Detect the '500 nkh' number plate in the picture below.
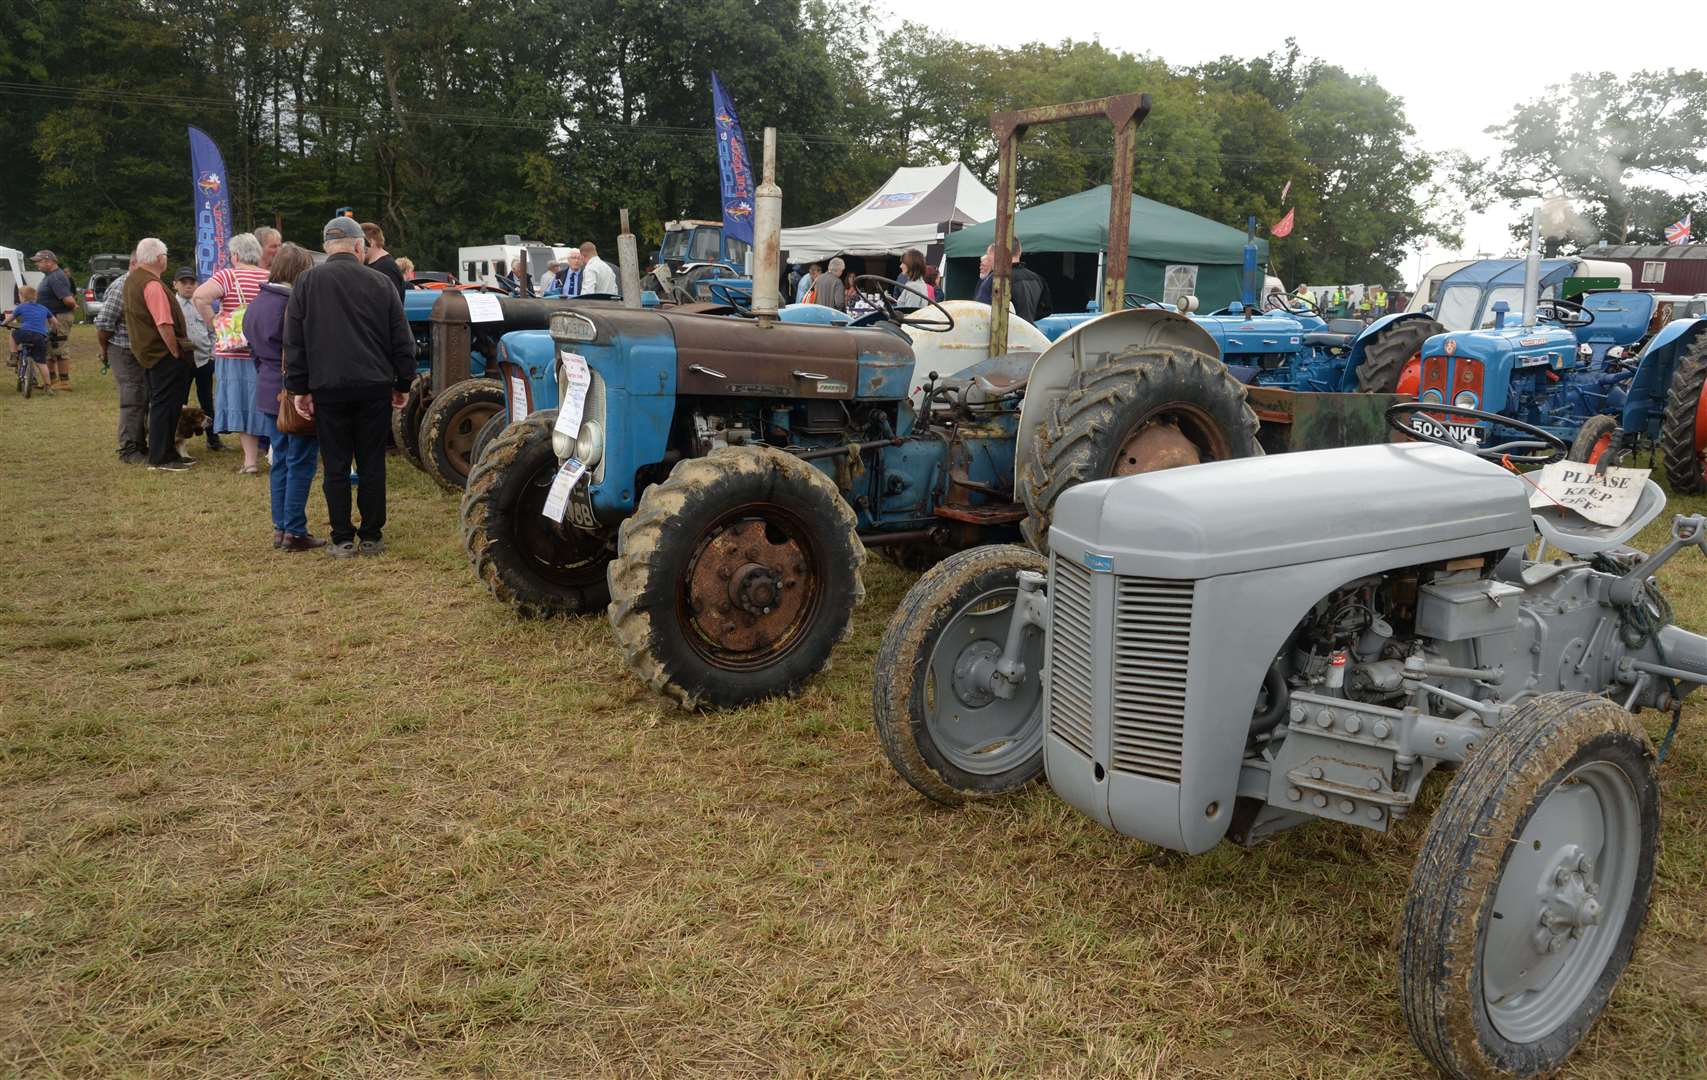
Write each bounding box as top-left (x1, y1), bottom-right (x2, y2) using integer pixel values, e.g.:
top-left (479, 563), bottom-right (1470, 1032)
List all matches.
top-left (1408, 415), bottom-right (1482, 444)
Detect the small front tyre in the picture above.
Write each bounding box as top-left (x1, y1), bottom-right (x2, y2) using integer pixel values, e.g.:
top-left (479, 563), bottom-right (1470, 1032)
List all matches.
top-left (872, 545), bottom-right (1049, 804)
top-left (1568, 415), bottom-right (1619, 466)
top-left (420, 377), bottom-right (507, 491)
top-left (607, 446), bottom-right (865, 709)
top-left (1399, 692), bottom-right (1658, 1080)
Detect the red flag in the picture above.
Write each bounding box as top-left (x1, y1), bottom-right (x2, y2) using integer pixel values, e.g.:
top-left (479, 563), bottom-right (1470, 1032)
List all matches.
top-left (1271, 208), bottom-right (1295, 238)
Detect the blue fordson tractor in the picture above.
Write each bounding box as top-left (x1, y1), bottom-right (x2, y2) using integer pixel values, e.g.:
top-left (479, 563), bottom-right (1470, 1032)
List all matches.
top-left (1576, 313), bottom-right (1707, 487)
top-left (459, 104), bottom-right (1282, 708)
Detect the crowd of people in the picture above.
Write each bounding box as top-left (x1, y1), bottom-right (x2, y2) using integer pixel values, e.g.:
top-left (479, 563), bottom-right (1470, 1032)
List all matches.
top-left (65, 216), bottom-right (417, 557)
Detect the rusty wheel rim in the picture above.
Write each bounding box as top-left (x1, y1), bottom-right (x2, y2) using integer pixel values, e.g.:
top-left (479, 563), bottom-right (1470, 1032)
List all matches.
top-left (678, 502), bottom-right (822, 671)
top-left (1113, 403), bottom-right (1232, 476)
top-left (444, 401), bottom-right (503, 476)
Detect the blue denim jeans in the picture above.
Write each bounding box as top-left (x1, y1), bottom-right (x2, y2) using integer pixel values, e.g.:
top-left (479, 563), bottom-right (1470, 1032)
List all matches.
top-left (258, 411), bottom-right (319, 537)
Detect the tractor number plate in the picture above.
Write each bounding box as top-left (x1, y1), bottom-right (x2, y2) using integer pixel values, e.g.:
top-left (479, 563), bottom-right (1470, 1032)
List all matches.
top-left (1408, 415), bottom-right (1481, 445)
top-left (567, 480), bottom-right (599, 531)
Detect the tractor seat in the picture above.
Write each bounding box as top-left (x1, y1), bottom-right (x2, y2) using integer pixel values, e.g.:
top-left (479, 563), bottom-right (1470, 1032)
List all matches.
top-left (1531, 479), bottom-right (1667, 556)
top-left (1301, 332), bottom-right (1356, 349)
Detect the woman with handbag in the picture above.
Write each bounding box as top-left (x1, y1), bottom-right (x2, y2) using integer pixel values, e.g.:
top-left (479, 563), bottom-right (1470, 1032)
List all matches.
top-left (246, 244), bottom-right (324, 552)
top-left (191, 231), bottom-right (271, 473)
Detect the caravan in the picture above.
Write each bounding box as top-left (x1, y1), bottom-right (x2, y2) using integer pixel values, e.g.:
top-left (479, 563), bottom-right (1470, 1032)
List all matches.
top-left (1, 246), bottom-right (44, 308)
top-left (457, 240), bottom-right (579, 292)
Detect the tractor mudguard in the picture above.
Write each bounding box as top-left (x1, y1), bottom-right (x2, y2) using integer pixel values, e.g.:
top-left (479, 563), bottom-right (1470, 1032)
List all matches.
top-left (1622, 318), bottom-right (1707, 434)
top-left (1342, 311), bottom-right (1441, 392)
top-left (1014, 308), bottom-right (1221, 462)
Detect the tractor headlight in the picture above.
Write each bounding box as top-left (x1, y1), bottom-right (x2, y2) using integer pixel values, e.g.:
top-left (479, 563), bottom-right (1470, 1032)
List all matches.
top-left (1453, 390), bottom-right (1478, 410)
top-left (1421, 388), bottom-right (1445, 404)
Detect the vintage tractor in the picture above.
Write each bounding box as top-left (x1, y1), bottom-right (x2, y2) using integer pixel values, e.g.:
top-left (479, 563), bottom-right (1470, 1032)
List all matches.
top-left (1573, 315), bottom-right (1707, 490)
top-left (460, 107), bottom-right (1270, 707)
top-left (871, 403), bottom-right (1702, 1078)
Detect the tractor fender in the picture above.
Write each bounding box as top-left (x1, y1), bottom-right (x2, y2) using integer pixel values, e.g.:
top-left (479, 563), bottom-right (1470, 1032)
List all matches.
top-left (905, 301), bottom-right (1051, 408)
top-left (1343, 311), bottom-right (1442, 390)
top-left (1016, 308), bottom-right (1222, 460)
top-left (1622, 317), bottom-right (1707, 432)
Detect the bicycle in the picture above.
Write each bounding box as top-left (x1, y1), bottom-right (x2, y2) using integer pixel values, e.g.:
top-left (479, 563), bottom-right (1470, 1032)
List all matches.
top-left (5, 325), bottom-right (50, 398)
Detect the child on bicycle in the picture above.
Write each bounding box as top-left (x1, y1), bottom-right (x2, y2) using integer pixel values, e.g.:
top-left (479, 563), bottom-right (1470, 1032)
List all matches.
top-left (5, 286), bottom-right (62, 390)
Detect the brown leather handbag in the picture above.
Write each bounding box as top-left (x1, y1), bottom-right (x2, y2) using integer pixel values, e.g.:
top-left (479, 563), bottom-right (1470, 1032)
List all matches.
top-left (275, 357), bottom-right (316, 436)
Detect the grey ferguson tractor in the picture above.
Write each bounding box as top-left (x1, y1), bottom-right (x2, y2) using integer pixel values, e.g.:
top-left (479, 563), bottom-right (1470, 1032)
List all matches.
top-left (871, 400), bottom-right (1705, 1078)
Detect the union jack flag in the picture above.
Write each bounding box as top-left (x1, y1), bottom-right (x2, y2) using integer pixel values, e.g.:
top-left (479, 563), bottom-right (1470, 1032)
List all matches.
top-left (1665, 213), bottom-right (1691, 244)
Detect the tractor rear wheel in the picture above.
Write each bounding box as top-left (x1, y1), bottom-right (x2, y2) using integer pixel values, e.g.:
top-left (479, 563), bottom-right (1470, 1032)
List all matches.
top-left (607, 446), bottom-right (866, 709)
top-left (1657, 335), bottom-right (1707, 493)
top-left (420, 377), bottom-right (506, 491)
top-left (394, 373), bottom-right (431, 471)
top-left (1398, 692), bottom-right (1657, 1080)
top-left (1018, 344), bottom-right (1262, 553)
top-left (872, 545), bottom-right (1049, 804)
top-left (460, 408), bottom-right (614, 618)
top-left (1356, 317), bottom-right (1445, 393)
top-left (1568, 415), bottom-right (1619, 466)
top-left (470, 410), bottom-right (510, 472)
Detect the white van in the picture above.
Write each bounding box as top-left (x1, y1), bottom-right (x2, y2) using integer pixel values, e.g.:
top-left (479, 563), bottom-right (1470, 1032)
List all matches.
top-left (0, 246), bottom-right (44, 309)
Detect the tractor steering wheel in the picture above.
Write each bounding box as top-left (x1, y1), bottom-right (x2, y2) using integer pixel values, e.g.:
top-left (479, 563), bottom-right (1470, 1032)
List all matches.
top-left (853, 275), bottom-right (955, 333)
top-left (1123, 292), bottom-right (1165, 310)
top-left (1536, 297), bottom-right (1595, 328)
top-left (1267, 291), bottom-right (1321, 315)
top-left (705, 281), bottom-right (753, 312)
top-left (1385, 402), bottom-right (1567, 466)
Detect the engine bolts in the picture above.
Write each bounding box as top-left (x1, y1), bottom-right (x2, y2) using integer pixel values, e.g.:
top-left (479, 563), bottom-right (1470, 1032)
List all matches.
top-left (1290, 705), bottom-right (1306, 724)
top-left (1312, 794), bottom-right (1328, 809)
top-left (1373, 720), bottom-right (1391, 739)
top-left (1344, 716), bottom-right (1362, 734)
top-left (1310, 767), bottom-right (1324, 779)
top-left (1339, 799), bottom-right (1355, 815)
top-left (1286, 787), bottom-right (1302, 802)
top-left (1367, 777), bottom-right (1382, 791)
top-left (1317, 709), bottom-right (1335, 729)
top-left (1366, 806), bottom-right (1383, 822)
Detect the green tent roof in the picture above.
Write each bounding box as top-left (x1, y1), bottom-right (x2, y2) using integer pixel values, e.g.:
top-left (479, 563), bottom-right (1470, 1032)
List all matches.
top-left (945, 185), bottom-right (1263, 266)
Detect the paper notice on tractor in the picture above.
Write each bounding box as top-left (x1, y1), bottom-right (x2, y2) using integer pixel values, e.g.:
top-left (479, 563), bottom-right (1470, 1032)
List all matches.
top-left (553, 353), bottom-right (591, 440)
top-left (1527, 462), bottom-right (1650, 527)
top-left (541, 457), bottom-right (588, 522)
top-left (463, 293), bottom-right (504, 323)
top-left (507, 374), bottom-right (528, 424)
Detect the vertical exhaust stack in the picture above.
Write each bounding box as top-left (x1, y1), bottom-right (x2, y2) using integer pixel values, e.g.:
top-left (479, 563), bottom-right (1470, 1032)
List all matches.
top-left (617, 208), bottom-right (642, 309)
top-left (751, 127), bottom-right (783, 321)
top-left (1521, 209), bottom-right (1541, 327)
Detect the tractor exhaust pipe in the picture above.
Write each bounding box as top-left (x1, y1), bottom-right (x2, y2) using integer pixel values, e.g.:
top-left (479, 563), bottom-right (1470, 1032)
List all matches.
top-left (1521, 209), bottom-right (1541, 327)
top-left (618, 208), bottom-right (642, 309)
top-left (751, 127), bottom-right (783, 321)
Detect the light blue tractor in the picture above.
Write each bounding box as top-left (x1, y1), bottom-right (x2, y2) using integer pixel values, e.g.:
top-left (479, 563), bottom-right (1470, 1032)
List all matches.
top-left (1580, 312), bottom-right (1707, 488)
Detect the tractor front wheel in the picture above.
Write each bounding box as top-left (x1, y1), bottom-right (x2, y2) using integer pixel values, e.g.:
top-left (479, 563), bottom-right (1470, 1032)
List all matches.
top-left (460, 408), bottom-right (615, 617)
top-left (1018, 344), bottom-right (1262, 553)
top-left (1658, 334), bottom-right (1707, 492)
top-left (470, 410), bottom-right (510, 472)
top-left (1398, 692), bottom-right (1657, 1080)
top-left (393, 373), bottom-right (431, 471)
top-left (420, 377), bottom-right (506, 491)
top-left (872, 545), bottom-right (1049, 804)
top-left (1356, 317), bottom-right (1444, 394)
top-left (607, 446), bottom-right (866, 709)
top-left (1568, 415), bottom-right (1619, 466)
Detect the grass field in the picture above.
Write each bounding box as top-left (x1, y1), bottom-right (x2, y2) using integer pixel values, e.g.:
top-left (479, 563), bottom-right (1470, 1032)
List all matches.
top-left (3, 330), bottom-right (1705, 1078)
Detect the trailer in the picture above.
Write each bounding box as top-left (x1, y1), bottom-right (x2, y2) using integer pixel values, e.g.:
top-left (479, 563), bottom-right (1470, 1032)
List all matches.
top-left (458, 241), bottom-right (579, 292)
top-left (1585, 243), bottom-right (1707, 296)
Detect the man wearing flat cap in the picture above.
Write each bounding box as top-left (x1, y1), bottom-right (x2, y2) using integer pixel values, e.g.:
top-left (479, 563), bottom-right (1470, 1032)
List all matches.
top-left (282, 215), bottom-right (416, 558)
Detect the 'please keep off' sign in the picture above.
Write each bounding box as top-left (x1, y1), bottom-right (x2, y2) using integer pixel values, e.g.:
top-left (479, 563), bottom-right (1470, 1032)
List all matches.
top-left (1527, 463), bottom-right (1650, 527)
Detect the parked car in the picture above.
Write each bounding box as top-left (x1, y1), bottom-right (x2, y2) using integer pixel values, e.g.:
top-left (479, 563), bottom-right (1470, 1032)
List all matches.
top-left (81, 253), bottom-right (128, 321)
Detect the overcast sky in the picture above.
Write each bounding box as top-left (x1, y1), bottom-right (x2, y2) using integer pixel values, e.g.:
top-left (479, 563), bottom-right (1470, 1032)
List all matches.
top-left (894, 0), bottom-right (1699, 285)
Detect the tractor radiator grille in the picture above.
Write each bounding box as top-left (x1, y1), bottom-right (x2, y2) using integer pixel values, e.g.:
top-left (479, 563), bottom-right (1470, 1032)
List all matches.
top-left (1046, 558), bottom-right (1096, 760)
top-left (1109, 576), bottom-right (1195, 783)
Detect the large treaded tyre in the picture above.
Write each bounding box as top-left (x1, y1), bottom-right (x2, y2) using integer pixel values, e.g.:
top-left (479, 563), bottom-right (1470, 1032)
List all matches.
top-left (1567, 414), bottom-right (1619, 466)
top-left (460, 409), bottom-right (614, 617)
top-left (394, 373), bottom-right (431, 472)
top-left (872, 545), bottom-right (1049, 804)
top-left (607, 446), bottom-right (865, 709)
top-left (1018, 344), bottom-right (1262, 552)
top-left (1399, 692), bottom-right (1658, 1080)
top-left (1657, 335), bottom-right (1707, 493)
top-left (1356, 317), bottom-right (1445, 393)
top-left (420, 377), bottom-right (506, 492)
top-left (470, 410), bottom-right (509, 471)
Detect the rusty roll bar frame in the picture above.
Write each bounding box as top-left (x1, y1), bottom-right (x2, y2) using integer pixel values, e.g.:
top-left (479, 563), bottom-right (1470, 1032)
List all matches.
top-left (986, 91), bottom-right (1151, 358)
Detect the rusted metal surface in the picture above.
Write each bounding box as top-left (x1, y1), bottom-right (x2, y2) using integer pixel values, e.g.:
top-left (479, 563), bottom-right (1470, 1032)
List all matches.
top-left (933, 504), bottom-right (1028, 525)
top-left (617, 208), bottom-right (643, 309)
top-left (684, 515), bottom-right (816, 659)
top-left (428, 292), bottom-right (600, 393)
top-left (669, 314), bottom-right (905, 400)
top-left (1115, 420), bottom-right (1201, 474)
top-left (1246, 386), bottom-right (1406, 453)
top-left (441, 398), bottom-right (503, 477)
top-left (751, 128), bottom-right (783, 318)
top-left (986, 91), bottom-right (1152, 358)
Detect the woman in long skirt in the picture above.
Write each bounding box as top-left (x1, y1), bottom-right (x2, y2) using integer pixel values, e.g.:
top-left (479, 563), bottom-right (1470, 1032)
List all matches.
top-left (192, 231), bottom-right (271, 473)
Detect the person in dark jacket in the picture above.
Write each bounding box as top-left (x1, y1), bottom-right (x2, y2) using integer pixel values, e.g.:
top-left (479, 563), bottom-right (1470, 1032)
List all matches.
top-left (283, 217), bottom-right (416, 557)
top-left (250, 243), bottom-right (325, 552)
top-left (361, 222), bottom-right (408, 300)
top-left (973, 239), bottom-right (1052, 323)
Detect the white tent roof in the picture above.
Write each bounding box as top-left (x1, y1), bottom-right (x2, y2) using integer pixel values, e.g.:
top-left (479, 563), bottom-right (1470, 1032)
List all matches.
top-left (781, 163), bottom-right (996, 262)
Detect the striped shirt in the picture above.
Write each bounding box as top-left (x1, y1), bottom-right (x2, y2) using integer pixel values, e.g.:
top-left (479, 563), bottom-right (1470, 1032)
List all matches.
top-left (94, 272), bottom-right (131, 348)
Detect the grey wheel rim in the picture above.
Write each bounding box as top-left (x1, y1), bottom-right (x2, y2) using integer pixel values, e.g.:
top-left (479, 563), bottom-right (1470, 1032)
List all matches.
top-left (923, 587), bottom-right (1044, 775)
top-left (1481, 760), bottom-right (1641, 1044)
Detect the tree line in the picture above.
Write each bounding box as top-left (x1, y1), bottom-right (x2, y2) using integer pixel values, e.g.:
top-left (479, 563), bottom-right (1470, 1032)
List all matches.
top-left (7, 1), bottom-right (1691, 289)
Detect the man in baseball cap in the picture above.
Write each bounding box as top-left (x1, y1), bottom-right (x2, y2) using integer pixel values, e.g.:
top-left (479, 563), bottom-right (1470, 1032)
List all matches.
top-left (31, 249), bottom-right (78, 388)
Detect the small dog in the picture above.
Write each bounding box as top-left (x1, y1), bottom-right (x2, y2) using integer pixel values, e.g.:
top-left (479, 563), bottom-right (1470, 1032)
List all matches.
top-left (175, 407), bottom-right (211, 459)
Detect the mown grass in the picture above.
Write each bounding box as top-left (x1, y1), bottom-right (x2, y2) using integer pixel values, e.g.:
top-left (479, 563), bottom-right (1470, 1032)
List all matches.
top-left (2, 330), bottom-right (1704, 1078)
